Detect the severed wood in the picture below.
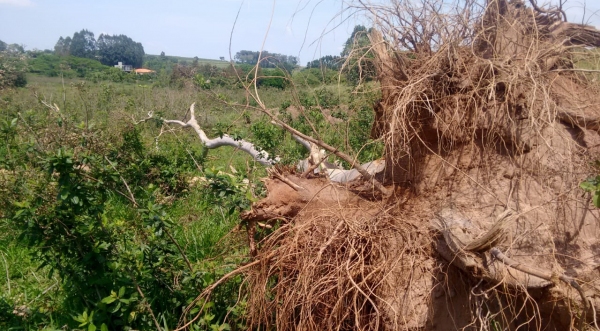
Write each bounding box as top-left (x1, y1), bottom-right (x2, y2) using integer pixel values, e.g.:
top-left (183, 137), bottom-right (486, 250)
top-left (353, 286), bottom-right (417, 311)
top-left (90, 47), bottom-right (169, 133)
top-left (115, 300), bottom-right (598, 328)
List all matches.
top-left (432, 209), bottom-right (552, 289)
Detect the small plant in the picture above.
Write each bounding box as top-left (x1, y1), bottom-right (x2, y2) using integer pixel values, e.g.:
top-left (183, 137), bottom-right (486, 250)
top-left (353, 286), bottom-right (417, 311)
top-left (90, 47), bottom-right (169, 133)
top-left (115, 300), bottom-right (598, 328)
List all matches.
top-left (250, 120), bottom-right (284, 160)
top-left (203, 167), bottom-right (253, 215)
top-left (580, 161), bottom-right (600, 207)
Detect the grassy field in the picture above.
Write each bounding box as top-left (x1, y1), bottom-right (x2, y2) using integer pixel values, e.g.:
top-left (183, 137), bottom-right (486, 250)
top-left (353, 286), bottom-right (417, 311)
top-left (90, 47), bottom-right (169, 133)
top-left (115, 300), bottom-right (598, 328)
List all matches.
top-left (0, 74), bottom-right (261, 330)
top-left (0, 69), bottom-right (381, 330)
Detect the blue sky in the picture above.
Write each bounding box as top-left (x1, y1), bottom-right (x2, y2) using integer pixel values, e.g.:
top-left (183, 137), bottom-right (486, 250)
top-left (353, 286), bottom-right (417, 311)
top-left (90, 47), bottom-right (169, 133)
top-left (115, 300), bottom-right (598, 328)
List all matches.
top-left (0, 0), bottom-right (361, 64)
top-left (1, 0), bottom-right (598, 65)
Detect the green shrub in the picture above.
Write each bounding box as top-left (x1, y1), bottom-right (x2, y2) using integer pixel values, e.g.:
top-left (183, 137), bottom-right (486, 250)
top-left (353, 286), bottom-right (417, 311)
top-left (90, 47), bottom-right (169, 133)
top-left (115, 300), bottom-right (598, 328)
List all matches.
top-left (0, 54), bottom-right (27, 89)
top-left (315, 86), bottom-right (340, 108)
top-left (0, 113), bottom-right (244, 330)
top-left (29, 54), bottom-right (110, 78)
top-left (258, 68), bottom-right (287, 89)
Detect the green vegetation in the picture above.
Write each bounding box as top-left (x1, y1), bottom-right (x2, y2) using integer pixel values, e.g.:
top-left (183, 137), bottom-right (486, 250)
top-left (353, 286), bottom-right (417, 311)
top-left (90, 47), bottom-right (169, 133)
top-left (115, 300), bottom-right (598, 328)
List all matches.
top-left (0, 45), bottom-right (383, 329)
top-left (29, 54), bottom-right (109, 78)
top-left (54, 29), bottom-right (145, 67)
top-left (0, 25), bottom-right (390, 329)
top-left (233, 50), bottom-right (298, 72)
top-left (0, 54), bottom-right (27, 89)
top-left (0, 39), bottom-right (28, 89)
top-left (0, 74), bottom-right (256, 330)
top-left (97, 34), bottom-right (145, 68)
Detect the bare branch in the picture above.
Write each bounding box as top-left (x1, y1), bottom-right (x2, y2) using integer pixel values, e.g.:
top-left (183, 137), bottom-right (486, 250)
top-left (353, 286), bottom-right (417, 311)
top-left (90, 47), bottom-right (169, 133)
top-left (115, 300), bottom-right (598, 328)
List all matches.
top-left (141, 103), bottom-right (279, 166)
top-left (263, 109), bottom-right (391, 196)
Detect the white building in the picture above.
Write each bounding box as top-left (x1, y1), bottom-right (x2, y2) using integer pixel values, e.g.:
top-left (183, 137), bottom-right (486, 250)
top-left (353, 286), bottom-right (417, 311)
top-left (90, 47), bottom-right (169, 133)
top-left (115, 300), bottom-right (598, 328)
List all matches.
top-left (114, 62), bottom-right (133, 72)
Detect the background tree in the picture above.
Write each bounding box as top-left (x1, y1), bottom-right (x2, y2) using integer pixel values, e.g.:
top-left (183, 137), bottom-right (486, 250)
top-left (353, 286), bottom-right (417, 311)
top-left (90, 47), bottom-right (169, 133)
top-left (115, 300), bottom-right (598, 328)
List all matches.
top-left (234, 50), bottom-right (298, 72)
top-left (4, 44), bottom-right (25, 55)
top-left (0, 39), bottom-right (7, 52)
top-left (0, 51), bottom-right (27, 88)
top-left (341, 25), bottom-right (376, 84)
top-left (69, 29), bottom-right (96, 59)
top-left (97, 33), bottom-right (145, 67)
top-left (306, 55), bottom-right (342, 70)
top-left (54, 36), bottom-right (72, 56)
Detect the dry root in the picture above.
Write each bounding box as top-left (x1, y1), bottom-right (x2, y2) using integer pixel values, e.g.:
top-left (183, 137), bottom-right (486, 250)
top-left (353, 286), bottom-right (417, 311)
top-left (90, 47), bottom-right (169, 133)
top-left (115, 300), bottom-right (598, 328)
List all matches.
top-left (243, 205), bottom-right (431, 331)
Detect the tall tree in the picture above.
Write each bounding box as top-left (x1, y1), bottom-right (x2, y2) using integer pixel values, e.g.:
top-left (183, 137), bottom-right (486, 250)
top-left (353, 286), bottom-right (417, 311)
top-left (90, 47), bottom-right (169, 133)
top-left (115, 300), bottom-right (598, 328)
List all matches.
top-left (341, 25), bottom-right (371, 57)
top-left (5, 44), bottom-right (25, 55)
top-left (97, 33), bottom-right (145, 67)
top-left (0, 39), bottom-right (6, 52)
top-left (234, 50), bottom-right (298, 71)
top-left (54, 36), bottom-right (71, 56)
top-left (341, 25), bottom-right (376, 84)
top-left (70, 29), bottom-right (96, 59)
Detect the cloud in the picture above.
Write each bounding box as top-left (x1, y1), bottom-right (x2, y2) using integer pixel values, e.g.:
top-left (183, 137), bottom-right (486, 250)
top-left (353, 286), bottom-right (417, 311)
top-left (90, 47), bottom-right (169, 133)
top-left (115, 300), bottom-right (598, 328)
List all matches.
top-left (0, 0), bottom-right (34, 7)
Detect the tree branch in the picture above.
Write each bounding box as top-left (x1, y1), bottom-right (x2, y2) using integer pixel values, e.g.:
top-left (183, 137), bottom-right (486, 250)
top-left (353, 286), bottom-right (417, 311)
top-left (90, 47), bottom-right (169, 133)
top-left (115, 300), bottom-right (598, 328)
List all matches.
top-left (138, 104), bottom-right (388, 187)
top-left (264, 110), bottom-right (391, 196)
top-left (143, 103), bottom-right (279, 166)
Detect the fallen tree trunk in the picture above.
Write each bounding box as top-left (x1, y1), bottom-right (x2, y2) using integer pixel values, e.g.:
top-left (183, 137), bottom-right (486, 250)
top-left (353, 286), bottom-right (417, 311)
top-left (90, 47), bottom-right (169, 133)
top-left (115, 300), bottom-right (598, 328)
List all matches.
top-left (137, 103), bottom-right (389, 186)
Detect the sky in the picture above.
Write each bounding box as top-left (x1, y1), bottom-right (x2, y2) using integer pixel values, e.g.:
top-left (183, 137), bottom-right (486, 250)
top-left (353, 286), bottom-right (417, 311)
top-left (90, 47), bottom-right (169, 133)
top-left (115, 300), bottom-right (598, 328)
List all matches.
top-left (0, 0), bottom-right (363, 65)
top-left (1, 0), bottom-right (599, 65)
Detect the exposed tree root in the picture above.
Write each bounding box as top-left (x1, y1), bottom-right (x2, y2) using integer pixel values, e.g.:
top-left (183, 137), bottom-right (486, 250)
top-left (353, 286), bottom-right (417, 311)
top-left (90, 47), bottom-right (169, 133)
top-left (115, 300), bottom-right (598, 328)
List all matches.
top-left (175, 0), bottom-right (600, 329)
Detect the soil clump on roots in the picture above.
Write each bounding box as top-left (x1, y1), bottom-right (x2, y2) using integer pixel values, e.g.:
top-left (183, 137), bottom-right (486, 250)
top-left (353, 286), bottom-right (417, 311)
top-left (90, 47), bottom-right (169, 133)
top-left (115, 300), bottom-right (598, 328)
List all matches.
top-left (182, 0), bottom-right (600, 330)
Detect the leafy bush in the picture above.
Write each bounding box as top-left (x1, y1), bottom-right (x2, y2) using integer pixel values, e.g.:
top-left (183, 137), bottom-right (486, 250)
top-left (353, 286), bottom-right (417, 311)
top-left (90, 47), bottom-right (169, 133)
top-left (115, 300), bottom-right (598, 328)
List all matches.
top-left (315, 86), bottom-right (340, 108)
top-left (580, 161), bottom-right (600, 207)
top-left (0, 54), bottom-right (27, 89)
top-left (258, 68), bottom-right (288, 89)
top-left (250, 120), bottom-right (285, 161)
top-left (292, 68), bottom-right (341, 87)
top-left (0, 110), bottom-right (245, 330)
top-left (29, 54), bottom-right (110, 78)
top-left (347, 84), bottom-right (383, 162)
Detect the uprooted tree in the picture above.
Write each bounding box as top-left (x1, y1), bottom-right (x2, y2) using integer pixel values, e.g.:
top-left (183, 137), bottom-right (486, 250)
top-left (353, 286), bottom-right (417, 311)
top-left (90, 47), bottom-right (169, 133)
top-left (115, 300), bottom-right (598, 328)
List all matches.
top-left (144, 0), bottom-right (600, 329)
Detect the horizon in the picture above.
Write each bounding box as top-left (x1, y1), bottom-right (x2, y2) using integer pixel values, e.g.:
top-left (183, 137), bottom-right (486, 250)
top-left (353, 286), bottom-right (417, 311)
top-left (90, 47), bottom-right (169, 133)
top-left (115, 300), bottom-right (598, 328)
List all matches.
top-left (1, 0), bottom-right (598, 64)
top-left (0, 0), bottom-right (362, 64)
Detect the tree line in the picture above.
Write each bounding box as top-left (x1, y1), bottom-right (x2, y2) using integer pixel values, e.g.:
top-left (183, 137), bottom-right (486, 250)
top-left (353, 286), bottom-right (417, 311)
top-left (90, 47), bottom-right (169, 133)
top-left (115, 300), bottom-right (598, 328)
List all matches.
top-left (54, 29), bottom-right (145, 68)
top-left (234, 50), bottom-right (299, 72)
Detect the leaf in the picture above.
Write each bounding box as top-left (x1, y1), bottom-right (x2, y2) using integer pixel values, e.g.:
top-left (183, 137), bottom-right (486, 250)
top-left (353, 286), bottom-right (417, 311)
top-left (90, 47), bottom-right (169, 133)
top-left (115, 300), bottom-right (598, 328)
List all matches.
top-left (101, 324), bottom-right (108, 331)
top-left (580, 181), bottom-right (595, 191)
top-left (101, 296), bottom-right (117, 304)
top-left (118, 286), bottom-right (125, 297)
top-left (219, 323), bottom-right (231, 331)
top-left (111, 302), bottom-right (121, 313)
top-left (73, 314), bottom-right (86, 324)
top-left (594, 193), bottom-right (600, 208)
top-left (88, 323), bottom-right (96, 331)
